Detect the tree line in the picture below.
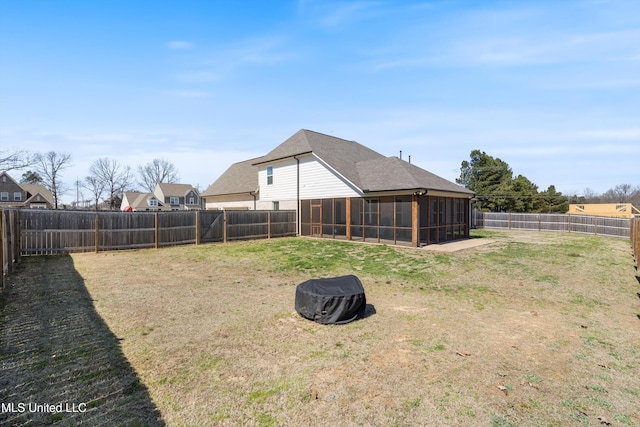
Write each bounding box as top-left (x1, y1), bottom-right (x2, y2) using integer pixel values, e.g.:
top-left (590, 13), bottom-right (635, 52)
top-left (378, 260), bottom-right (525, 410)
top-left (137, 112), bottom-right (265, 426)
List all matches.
top-left (457, 150), bottom-right (640, 213)
top-left (1, 149), bottom-right (179, 210)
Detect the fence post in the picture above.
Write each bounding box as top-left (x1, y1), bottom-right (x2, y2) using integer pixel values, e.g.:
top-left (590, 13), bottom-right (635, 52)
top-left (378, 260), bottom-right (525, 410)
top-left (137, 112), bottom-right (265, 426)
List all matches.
top-left (195, 210), bottom-right (201, 245)
top-left (1, 209), bottom-right (5, 288)
top-left (538, 214), bottom-right (541, 231)
top-left (94, 213), bottom-right (100, 253)
top-left (223, 210), bottom-right (228, 243)
top-left (268, 211), bottom-right (271, 239)
top-left (155, 212), bottom-right (160, 249)
top-left (594, 216), bottom-right (598, 236)
top-left (568, 214), bottom-right (571, 233)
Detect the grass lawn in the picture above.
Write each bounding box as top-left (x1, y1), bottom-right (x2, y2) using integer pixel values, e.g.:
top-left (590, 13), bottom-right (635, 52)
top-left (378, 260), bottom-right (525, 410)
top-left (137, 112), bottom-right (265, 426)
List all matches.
top-left (2, 230), bottom-right (639, 426)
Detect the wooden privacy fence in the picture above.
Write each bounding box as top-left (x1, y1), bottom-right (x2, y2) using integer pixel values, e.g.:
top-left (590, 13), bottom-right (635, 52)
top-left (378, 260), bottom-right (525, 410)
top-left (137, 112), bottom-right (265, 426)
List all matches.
top-left (632, 217), bottom-right (640, 268)
top-left (18, 209), bottom-right (296, 255)
top-left (474, 211), bottom-right (631, 239)
top-left (1, 209), bottom-right (21, 287)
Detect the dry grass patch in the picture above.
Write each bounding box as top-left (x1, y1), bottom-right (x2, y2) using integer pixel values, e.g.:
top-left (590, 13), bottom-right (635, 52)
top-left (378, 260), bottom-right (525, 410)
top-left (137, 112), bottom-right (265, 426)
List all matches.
top-left (2, 230), bottom-right (639, 426)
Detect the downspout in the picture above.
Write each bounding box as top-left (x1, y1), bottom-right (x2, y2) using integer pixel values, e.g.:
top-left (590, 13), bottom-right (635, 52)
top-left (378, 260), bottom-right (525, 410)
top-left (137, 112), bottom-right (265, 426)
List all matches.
top-left (250, 190), bottom-right (257, 210)
top-left (294, 156), bottom-right (300, 235)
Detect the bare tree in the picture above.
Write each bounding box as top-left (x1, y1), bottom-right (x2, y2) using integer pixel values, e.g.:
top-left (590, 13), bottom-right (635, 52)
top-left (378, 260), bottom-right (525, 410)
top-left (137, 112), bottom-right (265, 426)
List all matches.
top-left (34, 151), bottom-right (72, 209)
top-left (83, 176), bottom-right (106, 211)
top-left (89, 157), bottom-right (134, 210)
top-left (138, 158), bottom-right (180, 192)
top-left (1, 149), bottom-right (33, 172)
top-left (601, 183), bottom-right (635, 203)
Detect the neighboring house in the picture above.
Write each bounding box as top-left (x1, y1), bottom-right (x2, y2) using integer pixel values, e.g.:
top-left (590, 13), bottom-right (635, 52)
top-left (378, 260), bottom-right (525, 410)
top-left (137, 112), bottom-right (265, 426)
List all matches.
top-left (121, 191), bottom-right (170, 212)
top-left (154, 183), bottom-right (201, 210)
top-left (121, 183), bottom-right (201, 211)
top-left (0, 171), bottom-right (54, 209)
top-left (568, 203), bottom-right (640, 218)
top-left (202, 129), bottom-right (475, 246)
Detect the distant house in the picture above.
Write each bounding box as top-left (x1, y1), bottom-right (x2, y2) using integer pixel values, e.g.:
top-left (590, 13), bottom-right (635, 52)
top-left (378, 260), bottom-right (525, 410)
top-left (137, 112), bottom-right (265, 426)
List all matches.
top-left (568, 203), bottom-right (640, 218)
top-left (0, 171), bottom-right (54, 209)
top-left (121, 191), bottom-right (169, 211)
top-left (202, 129), bottom-right (475, 246)
top-left (154, 183), bottom-right (201, 210)
top-left (121, 183), bottom-right (201, 211)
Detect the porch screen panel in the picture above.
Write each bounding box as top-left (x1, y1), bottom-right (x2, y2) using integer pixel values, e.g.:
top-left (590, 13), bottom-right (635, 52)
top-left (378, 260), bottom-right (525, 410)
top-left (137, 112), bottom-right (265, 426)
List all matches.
top-left (364, 198), bottom-right (379, 241)
top-left (380, 197), bottom-right (394, 242)
top-left (322, 199), bottom-right (333, 237)
top-left (429, 197), bottom-right (439, 243)
top-left (334, 198), bottom-right (347, 237)
top-left (300, 200), bottom-right (311, 236)
top-left (397, 196), bottom-right (412, 243)
top-left (438, 198), bottom-right (446, 242)
top-left (446, 198), bottom-right (454, 241)
top-left (350, 198), bottom-right (363, 239)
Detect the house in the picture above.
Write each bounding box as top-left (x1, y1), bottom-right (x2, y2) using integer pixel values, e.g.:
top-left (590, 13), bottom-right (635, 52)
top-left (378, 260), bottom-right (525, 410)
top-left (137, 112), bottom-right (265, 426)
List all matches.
top-left (0, 171), bottom-right (54, 209)
top-left (121, 191), bottom-right (170, 211)
top-left (568, 203), bottom-right (640, 218)
top-left (202, 129), bottom-right (475, 246)
top-left (154, 183), bottom-right (201, 210)
top-left (121, 183), bottom-right (201, 211)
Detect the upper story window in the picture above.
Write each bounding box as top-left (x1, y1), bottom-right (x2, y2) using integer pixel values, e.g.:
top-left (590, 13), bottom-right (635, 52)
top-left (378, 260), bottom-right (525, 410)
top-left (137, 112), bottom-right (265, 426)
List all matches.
top-left (189, 197), bottom-right (195, 205)
top-left (14, 192), bottom-right (22, 201)
top-left (149, 199), bottom-right (158, 207)
top-left (267, 166), bottom-right (273, 185)
top-left (170, 197), bottom-right (180, 205)
top-left (1, 192), bottom-right (8, 201)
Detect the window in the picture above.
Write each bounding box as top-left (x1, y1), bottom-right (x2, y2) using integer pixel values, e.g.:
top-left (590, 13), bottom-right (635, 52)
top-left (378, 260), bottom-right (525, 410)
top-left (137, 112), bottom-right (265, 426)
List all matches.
top-left (14, 192), bottom-right (22, 201)
top-left (267, 166), bottom-right (273, 185)
top-left (273, 201), bottom-right (279, 210)
top-left (149, 199), bottom-right (158, 207)
top-left (0, 192), bottom-right (8, 201)
top-left (170, 197), bottom-right (179, 205)
top-left (189, 197), bottom-right (195, 205)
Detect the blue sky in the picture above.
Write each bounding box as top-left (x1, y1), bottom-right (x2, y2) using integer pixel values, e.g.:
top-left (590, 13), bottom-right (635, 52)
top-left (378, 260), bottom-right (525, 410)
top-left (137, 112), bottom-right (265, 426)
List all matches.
top-left (1, 0), bottom-right (638, 203)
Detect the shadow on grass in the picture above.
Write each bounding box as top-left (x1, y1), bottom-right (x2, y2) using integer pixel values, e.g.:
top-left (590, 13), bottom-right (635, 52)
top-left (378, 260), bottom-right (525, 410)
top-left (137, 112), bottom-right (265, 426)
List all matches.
top-left (0, 256), bottom-right (164, 426)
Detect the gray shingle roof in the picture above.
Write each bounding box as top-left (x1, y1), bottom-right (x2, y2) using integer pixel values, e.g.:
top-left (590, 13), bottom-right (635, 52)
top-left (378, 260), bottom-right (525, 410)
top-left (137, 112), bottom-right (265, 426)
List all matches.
top-left (201, 156), bottom-right (262, 197)
top-left (156, 183), bottom-right (199, 197)
top-left (356, 157), bottom-right (473, 194)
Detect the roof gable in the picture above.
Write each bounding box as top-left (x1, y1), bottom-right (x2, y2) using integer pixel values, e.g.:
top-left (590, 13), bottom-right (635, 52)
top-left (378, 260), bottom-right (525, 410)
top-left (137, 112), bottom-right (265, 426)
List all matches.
top-left (1, 171), bottom-right (21, 186)
top-left (22, 184), bottom-right (55, 205)
top-left (155, 183), bottom-right (199, 198)
top-left (255, 129), bottom-right (385, 189)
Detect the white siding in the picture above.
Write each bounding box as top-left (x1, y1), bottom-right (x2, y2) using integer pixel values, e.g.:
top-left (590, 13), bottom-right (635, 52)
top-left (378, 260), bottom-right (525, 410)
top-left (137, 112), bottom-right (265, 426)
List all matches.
top-left (258, 154), bottom-right (362, 202)
top-left (204, 194), bottom-right (254, 210)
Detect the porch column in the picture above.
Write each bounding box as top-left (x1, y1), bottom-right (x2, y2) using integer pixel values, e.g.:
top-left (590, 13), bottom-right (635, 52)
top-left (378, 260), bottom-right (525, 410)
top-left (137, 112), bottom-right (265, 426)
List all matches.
top-left (412, 195), bottom-right (419, 247)
top-left (346, 197), bottom-right (352, 241)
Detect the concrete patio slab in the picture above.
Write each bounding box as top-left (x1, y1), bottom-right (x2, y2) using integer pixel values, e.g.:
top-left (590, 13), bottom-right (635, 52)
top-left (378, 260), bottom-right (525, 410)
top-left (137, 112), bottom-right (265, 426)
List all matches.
top-left (422, 238), bottom-right (495, 252)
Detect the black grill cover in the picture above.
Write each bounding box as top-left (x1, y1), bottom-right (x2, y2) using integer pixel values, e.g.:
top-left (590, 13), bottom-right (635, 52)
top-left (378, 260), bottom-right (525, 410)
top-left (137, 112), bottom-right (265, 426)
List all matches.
top-left (295, 275), bottom-right (366, 325)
